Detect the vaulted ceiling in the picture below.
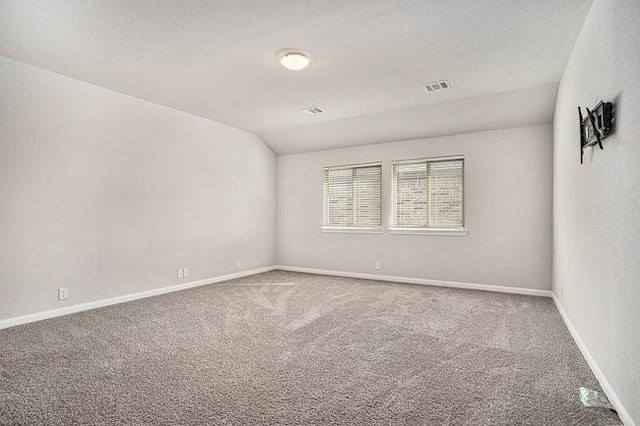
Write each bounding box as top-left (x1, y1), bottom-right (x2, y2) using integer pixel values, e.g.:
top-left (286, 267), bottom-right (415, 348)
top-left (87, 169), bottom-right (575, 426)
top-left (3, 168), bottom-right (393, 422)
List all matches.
top-left (0, 0), bottom-right (593, 153)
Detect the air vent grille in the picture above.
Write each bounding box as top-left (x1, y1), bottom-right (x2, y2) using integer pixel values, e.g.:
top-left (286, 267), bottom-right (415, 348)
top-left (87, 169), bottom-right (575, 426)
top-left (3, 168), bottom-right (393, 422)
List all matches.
top-left (423, 80), bottom-right (451, 92)
top-left (302, 106), bottom-right (323, 115)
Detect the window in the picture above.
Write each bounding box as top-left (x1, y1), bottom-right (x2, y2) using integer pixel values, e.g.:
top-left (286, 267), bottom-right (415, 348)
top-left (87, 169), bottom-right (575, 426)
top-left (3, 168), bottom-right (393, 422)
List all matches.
top-left (392, 156), bottom-right (465, 233)
top-left (323, 163), bottom-right (382, 231)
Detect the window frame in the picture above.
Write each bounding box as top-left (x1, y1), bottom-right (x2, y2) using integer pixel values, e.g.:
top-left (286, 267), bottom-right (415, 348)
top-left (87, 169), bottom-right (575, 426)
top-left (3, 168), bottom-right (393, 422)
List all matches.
top-left (321, 162), bottom-right (383, 233)
top-left (389, 155), bottom-right (467, 236)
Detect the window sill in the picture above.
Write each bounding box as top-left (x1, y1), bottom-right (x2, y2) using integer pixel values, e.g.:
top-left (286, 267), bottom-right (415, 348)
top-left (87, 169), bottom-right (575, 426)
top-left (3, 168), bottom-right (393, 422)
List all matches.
top-left (389, 227), bottom-right (468, 236)
top-left (321, 227), bottom-right (384, 234)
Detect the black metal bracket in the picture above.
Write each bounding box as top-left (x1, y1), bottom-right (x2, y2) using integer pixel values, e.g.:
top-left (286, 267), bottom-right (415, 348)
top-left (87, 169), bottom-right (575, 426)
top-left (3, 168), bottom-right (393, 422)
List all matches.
top-left (579, 101), bottom-right (614, 164)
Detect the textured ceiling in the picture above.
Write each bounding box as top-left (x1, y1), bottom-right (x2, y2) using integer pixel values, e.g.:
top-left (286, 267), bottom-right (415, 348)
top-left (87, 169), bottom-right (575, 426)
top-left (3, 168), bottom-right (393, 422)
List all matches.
top-left (0, 0), bottom-right (593, 154)
top-left (263, 83), bottom-right (559, 154)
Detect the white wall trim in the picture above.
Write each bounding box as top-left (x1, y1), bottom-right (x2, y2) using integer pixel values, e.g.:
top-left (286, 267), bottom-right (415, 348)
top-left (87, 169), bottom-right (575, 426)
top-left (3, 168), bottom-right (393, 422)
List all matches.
top-left (0, 266), bottom-right (277, 330)
top-left (275, 265), bottom-right (552, 297)
top-left (388, 227), bottom-right (468, 236)
top-left (321, 226), bottom-right (384, 234)
top-left (552, 295), bottom-right (635, 426)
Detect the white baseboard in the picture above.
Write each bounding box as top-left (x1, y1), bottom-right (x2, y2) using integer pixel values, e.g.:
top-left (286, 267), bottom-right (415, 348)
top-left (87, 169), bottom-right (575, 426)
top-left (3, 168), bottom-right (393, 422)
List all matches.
top-left (553, 295), bottom-right (635, 426)
top-left (274, 265), bottom-right (553, 298)
top-left (0, 266), bottom-right (277, 330)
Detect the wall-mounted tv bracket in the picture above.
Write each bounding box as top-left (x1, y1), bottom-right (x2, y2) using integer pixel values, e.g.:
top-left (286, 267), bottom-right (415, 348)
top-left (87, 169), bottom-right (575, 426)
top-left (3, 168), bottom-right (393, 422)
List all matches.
top-left (579, 101), bottom-right (614, 164)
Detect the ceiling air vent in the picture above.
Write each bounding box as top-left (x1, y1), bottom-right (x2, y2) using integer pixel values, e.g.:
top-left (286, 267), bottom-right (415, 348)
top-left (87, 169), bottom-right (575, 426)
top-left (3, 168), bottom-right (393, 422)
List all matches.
top-left (302, 106), bottom-right (323, 115)
top-left (423, 80), bottom-right (451, 92)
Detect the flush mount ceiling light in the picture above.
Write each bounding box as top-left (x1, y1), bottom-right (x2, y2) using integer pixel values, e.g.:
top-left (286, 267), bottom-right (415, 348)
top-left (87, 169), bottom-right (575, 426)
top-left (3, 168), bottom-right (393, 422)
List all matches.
top-left (279, 51), bottom-right (310, 71)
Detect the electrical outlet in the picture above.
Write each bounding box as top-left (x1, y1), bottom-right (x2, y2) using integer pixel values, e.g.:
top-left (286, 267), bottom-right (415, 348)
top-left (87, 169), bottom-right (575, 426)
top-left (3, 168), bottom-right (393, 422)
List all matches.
top-left (375, 261), bottom-right (382, 270)
top-left (58, 287), bottom-right (69, 300)
top-left (177, 269), bottom-right (183, 279)
top-left (183, 268), bottom-right (189, 278)
top-left (237, 260), bottom-right (242, 268)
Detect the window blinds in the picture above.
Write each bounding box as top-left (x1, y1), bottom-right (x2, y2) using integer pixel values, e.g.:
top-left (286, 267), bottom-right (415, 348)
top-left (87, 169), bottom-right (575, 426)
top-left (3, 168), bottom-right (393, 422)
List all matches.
top-left (393, 157), bottom-right (464, 229)
top-left (323, 164), bottom-right (382, 228)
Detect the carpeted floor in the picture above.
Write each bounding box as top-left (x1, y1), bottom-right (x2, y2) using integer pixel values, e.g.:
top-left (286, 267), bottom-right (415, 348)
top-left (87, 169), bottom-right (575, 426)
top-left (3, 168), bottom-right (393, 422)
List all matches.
top-left (0, 271), bottom-right (621, 425)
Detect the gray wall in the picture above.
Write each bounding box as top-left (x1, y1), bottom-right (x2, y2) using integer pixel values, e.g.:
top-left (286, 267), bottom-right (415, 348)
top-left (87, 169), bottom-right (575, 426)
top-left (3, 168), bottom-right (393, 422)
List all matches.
top-left (278, 125), bottom-right (553, 290)
top-left (553, 0), bottom-right (640, 422)
top-left (0, 57), bottom-right (277, 320)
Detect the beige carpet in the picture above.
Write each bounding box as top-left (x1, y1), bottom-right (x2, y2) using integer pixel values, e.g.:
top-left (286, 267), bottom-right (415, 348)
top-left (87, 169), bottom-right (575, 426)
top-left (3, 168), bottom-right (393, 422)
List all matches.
top-left (0, 271), bottom-right (621, 425)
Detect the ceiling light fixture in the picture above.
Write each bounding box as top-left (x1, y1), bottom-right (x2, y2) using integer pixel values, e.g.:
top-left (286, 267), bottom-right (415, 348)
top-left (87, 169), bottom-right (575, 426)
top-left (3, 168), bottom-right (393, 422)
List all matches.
top-left (279, 51), bottom-right (310, 71)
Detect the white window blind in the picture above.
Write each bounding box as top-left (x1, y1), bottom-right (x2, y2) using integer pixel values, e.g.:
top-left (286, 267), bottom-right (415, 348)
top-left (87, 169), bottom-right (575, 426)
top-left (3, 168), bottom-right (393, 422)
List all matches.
top-left (323, 163), bottom-right (382, 229)
top-left (392, 157), bottom-right (464, 229)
